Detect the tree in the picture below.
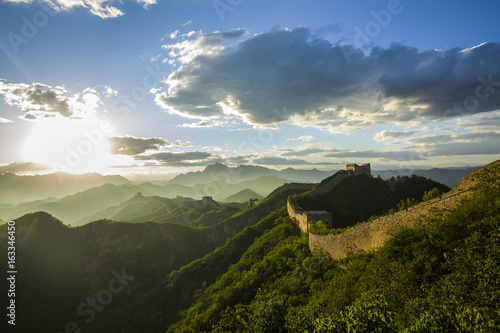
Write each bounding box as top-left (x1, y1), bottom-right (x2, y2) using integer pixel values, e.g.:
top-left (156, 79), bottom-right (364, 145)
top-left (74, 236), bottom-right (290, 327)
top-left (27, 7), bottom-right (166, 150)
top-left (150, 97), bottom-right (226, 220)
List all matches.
top-left (422, 187), bottom-right (441, 201)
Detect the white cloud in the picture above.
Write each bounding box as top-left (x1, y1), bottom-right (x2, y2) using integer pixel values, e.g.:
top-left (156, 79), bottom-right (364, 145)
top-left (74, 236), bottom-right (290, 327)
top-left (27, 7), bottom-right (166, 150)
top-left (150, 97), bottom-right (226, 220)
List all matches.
top-left (161, 28), bottom-right (246, 64)
top-left (179, 120), bottom-right (229, 128)
top-left (374, 130), bottom-right (419, 142)
top-left (0, 80), bottom-right (105, 119)
top-left (287, 135), bottom-right (317, 142)
top-left (0, 117), bottom-right (13, 123)
top-left (169, 30), bottom-right (180, 39)
top-left (3, 0), bottom-right (157, 19)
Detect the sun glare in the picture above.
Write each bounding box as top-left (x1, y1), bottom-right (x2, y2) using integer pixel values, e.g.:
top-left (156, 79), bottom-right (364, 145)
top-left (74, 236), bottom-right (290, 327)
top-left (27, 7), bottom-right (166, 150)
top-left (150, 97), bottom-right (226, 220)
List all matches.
top-left (23, 116), bottom-right (116, 174)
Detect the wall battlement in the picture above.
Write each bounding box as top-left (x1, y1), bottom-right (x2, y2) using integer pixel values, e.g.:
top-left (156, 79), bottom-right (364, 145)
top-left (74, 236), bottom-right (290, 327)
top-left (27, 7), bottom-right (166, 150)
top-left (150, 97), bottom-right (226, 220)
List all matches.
top-left (346, 163), bottom-right (371, 177)
top-left (286, 200), bottom-right (333, 232)
top-left (287, 163), bottom-right (369, 232)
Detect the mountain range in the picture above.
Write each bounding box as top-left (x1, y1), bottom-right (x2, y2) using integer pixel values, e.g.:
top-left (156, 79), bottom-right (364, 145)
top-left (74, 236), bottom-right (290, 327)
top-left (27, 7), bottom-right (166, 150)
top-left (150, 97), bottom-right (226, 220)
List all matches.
top-left (1, 160), bottom-right (497, 332)
top-left (0, 163), bottom-right (479, 225)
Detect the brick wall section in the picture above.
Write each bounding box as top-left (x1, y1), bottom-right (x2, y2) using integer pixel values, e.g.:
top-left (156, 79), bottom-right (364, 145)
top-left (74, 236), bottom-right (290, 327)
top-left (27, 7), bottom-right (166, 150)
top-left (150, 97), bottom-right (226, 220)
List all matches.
top-left (309, 175), bottom-right (475, 260)
top-left (287, 200), bottom-right (308, 232)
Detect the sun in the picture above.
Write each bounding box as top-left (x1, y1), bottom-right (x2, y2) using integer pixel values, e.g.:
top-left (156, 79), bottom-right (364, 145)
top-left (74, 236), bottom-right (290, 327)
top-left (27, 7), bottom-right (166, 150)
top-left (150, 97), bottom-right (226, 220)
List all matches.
top-left (23, 116), bottom-right (116, 174)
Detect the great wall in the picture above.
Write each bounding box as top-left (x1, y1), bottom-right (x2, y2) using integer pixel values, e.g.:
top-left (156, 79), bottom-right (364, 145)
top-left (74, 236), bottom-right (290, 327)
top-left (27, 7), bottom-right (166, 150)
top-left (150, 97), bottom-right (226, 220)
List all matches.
top-left (287, 163), bottom-right (478, 260)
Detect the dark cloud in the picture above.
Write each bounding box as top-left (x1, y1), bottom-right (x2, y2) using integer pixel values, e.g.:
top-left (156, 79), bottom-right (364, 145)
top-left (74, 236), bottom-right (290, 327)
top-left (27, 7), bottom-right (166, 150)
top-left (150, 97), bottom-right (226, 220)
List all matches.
top-left (24, 113), bottom-right (37, 120)
top-left (376, 43), bottom-right (500, 117)
top-left (109, 136), bottom-right (169, 155)
top-left (156, 27), bottom-right (500, 129)
top-left (11, 84), bottom-right (71, 117)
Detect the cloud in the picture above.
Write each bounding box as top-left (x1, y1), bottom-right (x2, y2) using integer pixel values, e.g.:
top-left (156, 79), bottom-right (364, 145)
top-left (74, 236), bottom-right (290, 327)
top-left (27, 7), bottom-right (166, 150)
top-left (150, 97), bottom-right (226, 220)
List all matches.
top-left (154, 27), bottom-right (500, 131)
top-left (0, 162), bottom-right (49, 174)
top-left (452, 110), bottom-right (500, 134)
top-left (430, 137), bottom-right (500, 156)
top-left (279, 147), bottom-right (325, 157)
top-left (0, 80), bottom-right (104, 119)
top-left (179, 120), bottom-right (229, 128)
top-left (161, 28), bottom-right (247, 64)
top-left (252, 156), bottom-right (318, 166)
top-left (135, 151), bottom-right (214, 166)
top-left (0, 81), bottom-right (71, 117)
top-left (279, 145), bottom-right (425, 161)
top-left (0, 117), bottom-right (12, 123)
top-left (373, 130), bottom-right (419, 142)
top-left (322, 149), bottom-right (425, 161)
top-left (287, 135), bottom-right (317, 142)
top-left (404, 131), bottom-right (500, 157)
top-left (108, 136), bottom-right (170, 155)
top-left (3, 0), bottom-right (157, 19)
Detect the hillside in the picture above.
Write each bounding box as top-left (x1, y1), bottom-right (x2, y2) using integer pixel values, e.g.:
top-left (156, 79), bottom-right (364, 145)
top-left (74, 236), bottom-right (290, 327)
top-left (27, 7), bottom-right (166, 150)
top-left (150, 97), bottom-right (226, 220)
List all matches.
top-left (1, 176), bottom-right (279, 225)
top-left (153, 159), bottom-right (500, 332)
top-left (0, 183), bottom-right (140, 224)
top-left (297, 174), bottom-right (450, 228)
top-left (0, 185), bottom-right (311, 333)
top-left (308, 161), bottom-right (488, 260)
top-left (0, 212), bottom-right (221, 332)
top-left (223, 189), bottom-right (263, 203)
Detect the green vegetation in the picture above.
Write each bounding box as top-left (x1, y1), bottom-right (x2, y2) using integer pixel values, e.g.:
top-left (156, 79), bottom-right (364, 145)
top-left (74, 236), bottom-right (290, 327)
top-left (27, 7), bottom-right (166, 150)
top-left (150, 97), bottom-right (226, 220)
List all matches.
top-left (422, 187), bottom-right (441, 201)
top-left (287, 195), bottom-right (303, 211)
top-left (1, 161), bottom-right (497, 332)
top-left (193, 161), bottom-right (499, 332)
top-left (397, 197), bottom-right (419, 211)
top-left (190, 206), bottom-right (241, 228)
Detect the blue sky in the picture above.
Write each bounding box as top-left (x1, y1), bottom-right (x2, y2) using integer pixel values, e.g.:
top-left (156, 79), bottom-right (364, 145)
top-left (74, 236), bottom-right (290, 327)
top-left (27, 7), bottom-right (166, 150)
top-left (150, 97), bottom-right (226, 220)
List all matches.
top-left (0, 0), bottom-right (499, 178)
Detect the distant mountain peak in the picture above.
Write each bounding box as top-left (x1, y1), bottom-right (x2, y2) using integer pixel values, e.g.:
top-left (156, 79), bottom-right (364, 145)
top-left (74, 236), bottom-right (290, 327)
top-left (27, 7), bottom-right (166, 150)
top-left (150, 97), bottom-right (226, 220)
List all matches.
top-left (204, 162), bottom-right (230, 172)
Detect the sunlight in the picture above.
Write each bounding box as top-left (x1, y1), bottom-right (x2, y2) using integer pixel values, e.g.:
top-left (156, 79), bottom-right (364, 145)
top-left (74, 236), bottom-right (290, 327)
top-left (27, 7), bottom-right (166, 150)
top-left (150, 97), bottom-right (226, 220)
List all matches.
top-left (23, 116), bottom-right (116, 174)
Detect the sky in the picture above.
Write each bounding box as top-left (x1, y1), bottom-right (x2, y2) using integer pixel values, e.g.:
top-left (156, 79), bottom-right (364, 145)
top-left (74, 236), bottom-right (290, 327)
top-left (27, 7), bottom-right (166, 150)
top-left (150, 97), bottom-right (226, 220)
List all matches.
top-left (0, 0), bottom-right (499, 178)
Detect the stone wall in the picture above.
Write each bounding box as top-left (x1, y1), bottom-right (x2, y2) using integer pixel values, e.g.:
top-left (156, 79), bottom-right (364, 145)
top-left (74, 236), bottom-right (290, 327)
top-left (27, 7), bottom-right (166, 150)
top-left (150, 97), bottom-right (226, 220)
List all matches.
top-left (287, 161), bottom-right (479, 260)
top-left (287, 200), bottom-right (308, 232)
top-left (308, 184), bottom-right (473, 260)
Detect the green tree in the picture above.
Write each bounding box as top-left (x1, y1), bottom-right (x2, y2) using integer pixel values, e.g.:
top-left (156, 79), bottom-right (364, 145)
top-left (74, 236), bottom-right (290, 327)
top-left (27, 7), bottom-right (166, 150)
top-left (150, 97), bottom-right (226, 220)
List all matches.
top-left (422, 187), bottom-right (441, 201)
top-left (397, 197), bottom-right (418, 211)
